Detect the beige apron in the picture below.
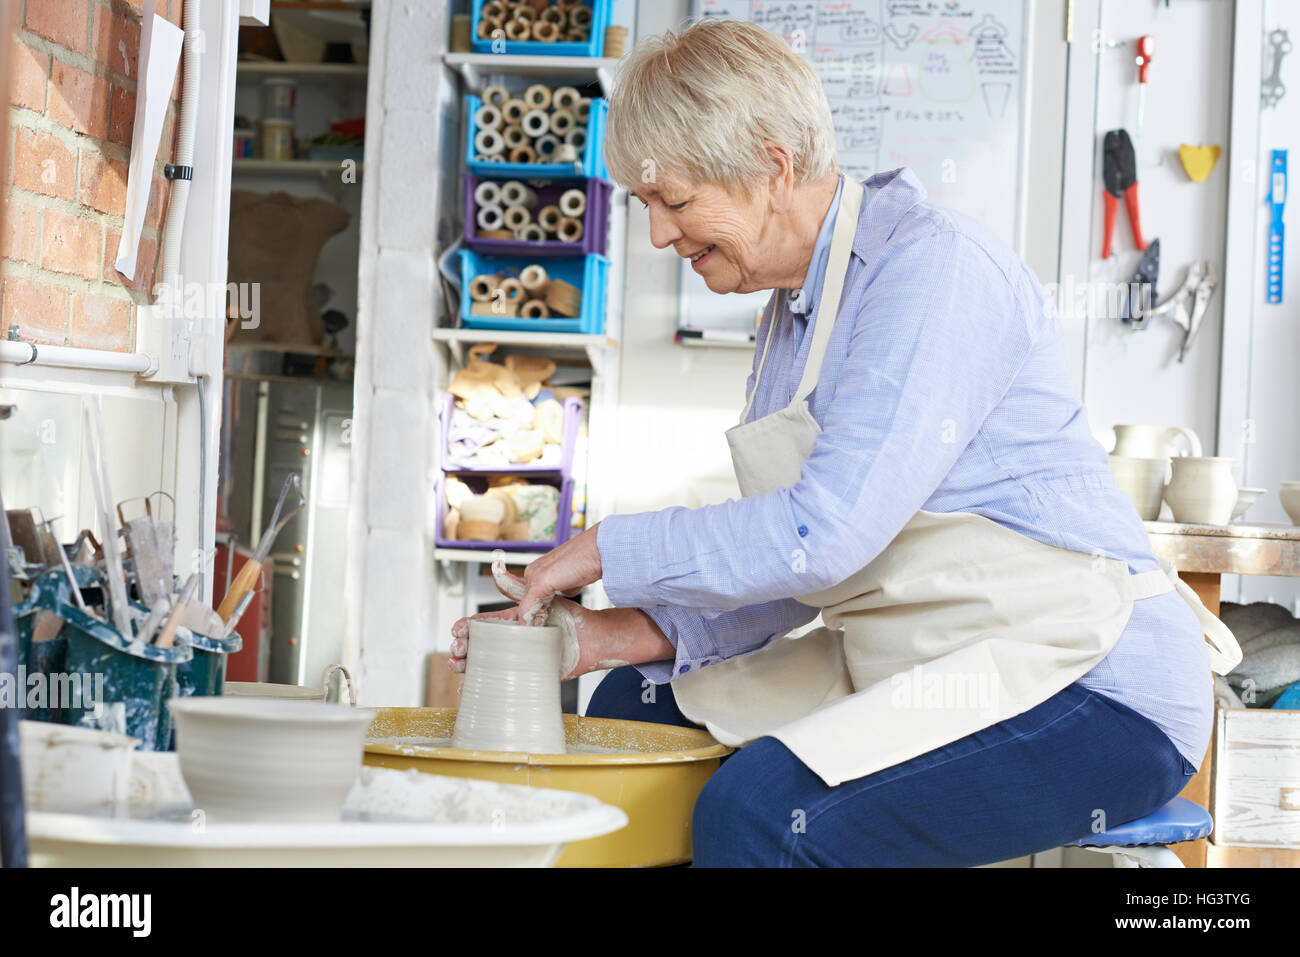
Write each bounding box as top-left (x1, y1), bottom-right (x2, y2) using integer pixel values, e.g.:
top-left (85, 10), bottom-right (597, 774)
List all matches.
top-left (672, 175), bottom-right (1241, 787)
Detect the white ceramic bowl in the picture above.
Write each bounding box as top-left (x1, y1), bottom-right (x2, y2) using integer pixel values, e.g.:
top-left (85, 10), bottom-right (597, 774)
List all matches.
top-left (168, 697), bottom-right (374, 822)
top-left (1231, 487), bottom-right (1266, 521)
top-left (1281, 482), bottom-right (1300, 525)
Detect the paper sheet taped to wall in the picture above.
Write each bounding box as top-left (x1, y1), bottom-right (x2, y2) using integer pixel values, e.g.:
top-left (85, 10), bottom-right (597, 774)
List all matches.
top-left (114, 1), bottom-right (183, 281)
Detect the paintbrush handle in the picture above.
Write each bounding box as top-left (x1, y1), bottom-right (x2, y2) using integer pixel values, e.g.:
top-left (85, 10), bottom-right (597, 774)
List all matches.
top-left (217, 559), bottom-right (261, 620)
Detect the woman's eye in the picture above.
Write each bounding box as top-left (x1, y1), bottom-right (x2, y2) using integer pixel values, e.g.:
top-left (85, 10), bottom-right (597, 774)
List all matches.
top-left (669, 201), bottom-right (688, 211)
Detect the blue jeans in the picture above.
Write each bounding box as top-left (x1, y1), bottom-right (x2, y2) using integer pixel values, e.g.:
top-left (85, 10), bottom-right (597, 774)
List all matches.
top-left (586, 666), bottom-right (1197, 867)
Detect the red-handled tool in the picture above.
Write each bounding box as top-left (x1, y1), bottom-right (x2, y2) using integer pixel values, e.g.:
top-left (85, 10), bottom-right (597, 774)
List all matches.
top-left (1135, 35), bottom-right (1155, 135)
top-left (1102, 129), bottom-right (1145, 259)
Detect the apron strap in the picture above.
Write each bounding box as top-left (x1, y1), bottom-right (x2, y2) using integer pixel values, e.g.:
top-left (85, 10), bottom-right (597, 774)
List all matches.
top-left (738, 291), bottom-right (786, 424)
top-left (792, 175), bottom-right (867, 404)
top-left (738, 174), bottom-right (868, 423)
top-left (1150, 558), bottom-right (1244, 676)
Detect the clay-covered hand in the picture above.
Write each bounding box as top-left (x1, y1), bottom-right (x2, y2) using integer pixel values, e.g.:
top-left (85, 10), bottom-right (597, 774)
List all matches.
top-left (513, 523), bottom-right (603, 626)
top-left (448, 555), bottom-right (674, 680)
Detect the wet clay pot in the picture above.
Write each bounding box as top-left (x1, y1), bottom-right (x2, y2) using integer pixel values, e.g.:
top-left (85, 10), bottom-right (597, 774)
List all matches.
top-left (452, 620), bottom-right (566, 754)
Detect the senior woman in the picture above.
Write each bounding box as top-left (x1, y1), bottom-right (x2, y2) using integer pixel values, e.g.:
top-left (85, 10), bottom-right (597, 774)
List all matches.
top-left (449, 19), bottom-right (1239, 867)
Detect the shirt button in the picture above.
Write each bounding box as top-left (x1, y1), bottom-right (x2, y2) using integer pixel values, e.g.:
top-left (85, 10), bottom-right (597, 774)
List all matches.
top-left (678, 663), bottom-right (691, 675)
top-left (797, 525), bottom-right (808, 537)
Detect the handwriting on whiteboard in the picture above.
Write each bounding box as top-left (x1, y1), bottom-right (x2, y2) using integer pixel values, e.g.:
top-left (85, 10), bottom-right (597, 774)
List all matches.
top-left (695, 0), bottom-right (1025, 245)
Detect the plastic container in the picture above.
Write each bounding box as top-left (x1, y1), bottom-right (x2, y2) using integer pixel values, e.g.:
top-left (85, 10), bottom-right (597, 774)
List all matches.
top-left (464, 173), bottom-right (611, 257)
top-left (458, 249), bottom-right (608, 335)
top-left (14, 567), bottom-right (99, 723)
top-left (470, 0), bottom-right (611, 58)
top-left (441, 394), bottom-right (584, 474)
top-left (436, 474), bottom-right (574, 553)
top-left (261, 78), bottom-right (296, 119)
top-left (60, 602), bottom-right (193, 752)
top-left (465, 94), bottom-right (608, 180)
top-left (260, 118), bottom-right (294, 160)
top-left (176, 631), bottom-right (243, 700)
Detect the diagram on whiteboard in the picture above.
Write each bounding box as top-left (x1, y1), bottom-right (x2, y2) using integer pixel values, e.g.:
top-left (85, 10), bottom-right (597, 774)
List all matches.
top-left (694, 0), bottom-right (1025, 244)
top-left (680, 0), bottom-right (1025, 338)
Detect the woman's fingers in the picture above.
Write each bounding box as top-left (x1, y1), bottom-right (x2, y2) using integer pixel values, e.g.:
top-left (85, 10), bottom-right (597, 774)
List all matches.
top-left (448, 607), bottom-right (522, 670)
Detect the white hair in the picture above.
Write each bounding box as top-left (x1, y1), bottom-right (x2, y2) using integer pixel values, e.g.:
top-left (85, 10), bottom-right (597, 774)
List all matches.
top-left (603, 18), bottom-right (839, 190)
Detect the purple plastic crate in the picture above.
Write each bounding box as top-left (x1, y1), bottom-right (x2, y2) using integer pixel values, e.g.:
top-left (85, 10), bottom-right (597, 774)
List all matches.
top-left (464, 174), bottom-right (612, 258)
top-left (441, 394), bottom-right (583, 473)
top-left (436, 473), bottom-right (575, 552)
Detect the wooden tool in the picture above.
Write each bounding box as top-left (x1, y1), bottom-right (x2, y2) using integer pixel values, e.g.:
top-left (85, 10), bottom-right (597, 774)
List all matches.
top-left (155, 574), bottom-right (198, 649)
top-left (217, 474), bottom-right (304, 622)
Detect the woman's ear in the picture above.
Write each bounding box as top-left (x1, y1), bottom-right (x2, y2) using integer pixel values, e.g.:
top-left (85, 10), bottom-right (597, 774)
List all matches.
top-left (762, 140), bottom-right (797, 213)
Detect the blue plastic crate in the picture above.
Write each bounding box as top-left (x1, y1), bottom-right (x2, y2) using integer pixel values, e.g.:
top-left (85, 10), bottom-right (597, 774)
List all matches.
top-left (459, 249), bottom-right (609, 334)
top-left (470, 0), bottom-right (610, 57)
top-left (465, 94), bottom-right (608, 180)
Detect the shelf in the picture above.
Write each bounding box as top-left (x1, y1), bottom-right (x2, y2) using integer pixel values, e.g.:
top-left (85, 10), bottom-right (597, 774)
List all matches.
top-left (433, 327), bottom-right (616, 374)
top-left (443, 52), bottom-right (621, 96)
top-left (434, 547), bottom-right (547, 565)
top-left (675, 330), bottom-right (756, 349)
top-left (232, 158), bottom-right (364, 175)
top-left (236, 61), bottom-right (369, 78)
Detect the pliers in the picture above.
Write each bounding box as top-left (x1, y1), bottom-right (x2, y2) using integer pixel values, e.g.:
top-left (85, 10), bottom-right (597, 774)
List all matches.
top-left (1102, 129), bottom-right (1146, 259)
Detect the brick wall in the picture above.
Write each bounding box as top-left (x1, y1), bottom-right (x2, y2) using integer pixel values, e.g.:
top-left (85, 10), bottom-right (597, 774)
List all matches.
top-left (3, 0), bottom-right (183, 352)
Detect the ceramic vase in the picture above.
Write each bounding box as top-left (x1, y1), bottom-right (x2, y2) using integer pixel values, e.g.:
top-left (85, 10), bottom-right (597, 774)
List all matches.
top-left (1112, 424), bottom-right (1203, 459)
top-left (452, 620), bottom-right (566, 754)
top-left (1164, 457), bottom-right (1238, 526)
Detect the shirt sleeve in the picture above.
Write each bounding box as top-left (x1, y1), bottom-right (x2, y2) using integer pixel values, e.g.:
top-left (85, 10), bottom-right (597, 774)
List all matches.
top-left (598, 227), bottom-right (1037, 611)
top-left (634, 597), bottom-right (823, 684)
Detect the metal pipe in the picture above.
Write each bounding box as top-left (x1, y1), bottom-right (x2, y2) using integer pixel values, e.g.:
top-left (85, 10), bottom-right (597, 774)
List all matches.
top-left (0, 339), bottom-right (153, 374)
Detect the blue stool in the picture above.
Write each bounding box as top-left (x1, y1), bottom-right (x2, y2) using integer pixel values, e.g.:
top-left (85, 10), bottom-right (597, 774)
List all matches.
top-left (1070, 797), bottom-right (1213, 867)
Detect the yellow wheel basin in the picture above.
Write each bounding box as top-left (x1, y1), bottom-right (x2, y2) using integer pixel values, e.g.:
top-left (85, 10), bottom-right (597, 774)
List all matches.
top-left (364, 708), bottom-right (731, 867)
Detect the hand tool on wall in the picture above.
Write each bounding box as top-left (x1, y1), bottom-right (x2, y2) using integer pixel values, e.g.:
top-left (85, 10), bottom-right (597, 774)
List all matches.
top-left (1121, 238), bottom-right (1160, 330)
top-left (1262, 28), bottom-right (1291, 110)
top-left (1268, 149), bottom-right (1287, 304)
top-left (1102, 130), bottom-right (1146, 259)
top-left (1146, 260), bottom-right (1218, 363)
top-left (1134, 35), bottom-right (1154, 137)
top-left (216, 474), bottom-right (304, 622)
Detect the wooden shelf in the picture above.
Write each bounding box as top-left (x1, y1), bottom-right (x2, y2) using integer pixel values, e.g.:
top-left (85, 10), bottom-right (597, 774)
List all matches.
top-left (443, 52), bottom-right (621, 96)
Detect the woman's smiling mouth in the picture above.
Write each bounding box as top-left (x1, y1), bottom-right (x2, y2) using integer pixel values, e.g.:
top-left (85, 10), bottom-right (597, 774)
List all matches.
top-left (688, 244), bottom-right (716, 268)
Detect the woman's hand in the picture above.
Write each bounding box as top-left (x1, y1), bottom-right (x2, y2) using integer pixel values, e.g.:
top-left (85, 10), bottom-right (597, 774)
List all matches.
top-left (513, 523), bottom-right (603, 625)
top-left (448, 556), bottom-right (675, 680)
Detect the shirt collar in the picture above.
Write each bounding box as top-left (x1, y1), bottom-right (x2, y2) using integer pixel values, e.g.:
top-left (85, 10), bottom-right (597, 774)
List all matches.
top-left (787, 175), bottom-right (845, 317)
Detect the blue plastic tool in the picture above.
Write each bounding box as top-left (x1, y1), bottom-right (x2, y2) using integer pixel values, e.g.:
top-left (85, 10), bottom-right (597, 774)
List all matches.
top-left (1268, 149), bottom-right (1287, 304)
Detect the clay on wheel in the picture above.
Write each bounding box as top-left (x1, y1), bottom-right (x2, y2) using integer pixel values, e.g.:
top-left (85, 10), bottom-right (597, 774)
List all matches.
top-left (452, 620), bottom-right (567, 754)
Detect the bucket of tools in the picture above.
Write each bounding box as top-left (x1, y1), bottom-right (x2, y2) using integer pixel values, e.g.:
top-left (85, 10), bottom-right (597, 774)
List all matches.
top-left (44, 563), bottom-right (194, 751)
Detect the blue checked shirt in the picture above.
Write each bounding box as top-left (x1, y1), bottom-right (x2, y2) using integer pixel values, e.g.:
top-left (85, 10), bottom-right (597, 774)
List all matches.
top-left (597, 168), bottom-right (1213, 768)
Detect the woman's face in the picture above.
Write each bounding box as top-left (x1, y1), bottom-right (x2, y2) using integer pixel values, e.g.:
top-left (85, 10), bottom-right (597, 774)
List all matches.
top-left (632, 175), bottom-right (774, 295)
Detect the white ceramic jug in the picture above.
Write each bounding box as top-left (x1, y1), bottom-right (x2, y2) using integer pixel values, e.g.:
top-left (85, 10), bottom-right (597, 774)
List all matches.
top-left (452, 620), bottom-right (566, 754)
top-left (1112, 424), bottom-right (1203, 460)
top-left (1164, 457), bottom-right (1238, 526)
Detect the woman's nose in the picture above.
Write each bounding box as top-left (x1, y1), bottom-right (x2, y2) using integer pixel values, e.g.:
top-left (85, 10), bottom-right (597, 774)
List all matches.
top-left (646, 206), bottom-right (682, 250)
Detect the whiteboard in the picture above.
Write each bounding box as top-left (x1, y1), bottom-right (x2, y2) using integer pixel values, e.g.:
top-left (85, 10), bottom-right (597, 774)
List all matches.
top-left (681, 0), bottom-right (1029, 336)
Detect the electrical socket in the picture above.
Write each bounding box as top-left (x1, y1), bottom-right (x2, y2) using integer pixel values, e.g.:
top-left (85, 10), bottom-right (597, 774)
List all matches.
top-left (135, 302), bottom-right (196, 384)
